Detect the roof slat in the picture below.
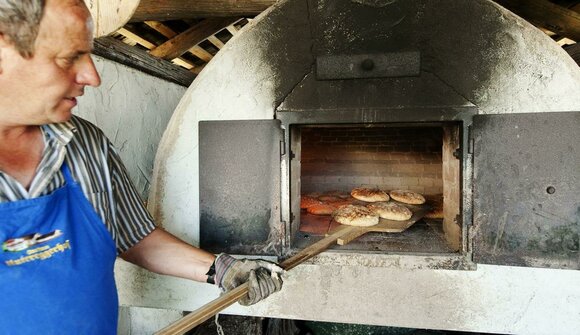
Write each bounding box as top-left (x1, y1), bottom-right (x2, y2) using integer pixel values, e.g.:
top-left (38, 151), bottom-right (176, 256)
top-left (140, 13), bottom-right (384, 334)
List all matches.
top-left (150, 17), bottom-right (239, 60)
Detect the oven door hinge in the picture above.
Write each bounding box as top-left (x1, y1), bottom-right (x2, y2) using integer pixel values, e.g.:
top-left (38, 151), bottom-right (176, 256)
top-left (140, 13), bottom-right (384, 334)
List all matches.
top-left (279, 128), bottom-right (286, 157)
top-left (467, 125), bottom-right (474, 154)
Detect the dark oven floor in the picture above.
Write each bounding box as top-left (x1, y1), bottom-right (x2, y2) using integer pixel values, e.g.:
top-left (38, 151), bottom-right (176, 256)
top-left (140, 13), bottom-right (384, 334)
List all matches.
top-left (294, 213), bottom-right (454, 254)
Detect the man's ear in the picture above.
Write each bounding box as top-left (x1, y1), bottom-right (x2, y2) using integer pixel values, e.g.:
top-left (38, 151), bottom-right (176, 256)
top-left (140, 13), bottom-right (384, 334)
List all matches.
top-left (0, 33), bottom-right (10, 74)
top-left (0, 32), bottom-right (10, 48)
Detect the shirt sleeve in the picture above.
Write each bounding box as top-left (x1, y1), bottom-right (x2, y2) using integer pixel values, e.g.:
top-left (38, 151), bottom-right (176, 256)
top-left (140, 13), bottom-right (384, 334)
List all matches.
top-left (106, 142), bottom-right (157, 254)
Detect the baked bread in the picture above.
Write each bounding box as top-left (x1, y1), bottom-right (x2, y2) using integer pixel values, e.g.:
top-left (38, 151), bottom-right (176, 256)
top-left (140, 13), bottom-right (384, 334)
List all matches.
top-left (389, 190), bottom-right (426, 205)
top-left (424, 207), bottom-right (443, 219)
top-left (307, 204), bottom-right (336, 215)
top-left (325, 190), bottom-right (351, 199)
top-left (424, 194), bottom-right (443, 219)
top-left (318, 195), bottom-right (342, 203)
top-left (333, 205), bottom-right (379, 227)
top-left (367, 202), bottom-right (412, 221)
top-left (351, 187), bottom-right (390, 202)
top-left (300, 196), bottom-right (322, 209)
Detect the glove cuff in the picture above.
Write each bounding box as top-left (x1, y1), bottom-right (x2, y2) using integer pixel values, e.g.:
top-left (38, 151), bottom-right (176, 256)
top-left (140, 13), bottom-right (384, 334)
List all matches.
top-left (205, 258), bottom-right (216, 284)
top-left (214, 253), bottom-right (238, 289)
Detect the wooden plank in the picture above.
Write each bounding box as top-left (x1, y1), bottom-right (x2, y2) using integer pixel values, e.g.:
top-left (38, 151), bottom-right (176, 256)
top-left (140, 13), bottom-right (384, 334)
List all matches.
top-left (117, 27), bottom-right (196, 70)
top-left (495, 0), bottom-right (580, 41)
top-left (144, 21), bottom-right (214, 62)
top-left (132, 0), bottom-right (275, 22)
top-left (93, 37), bottom-right (196, 87)
top-left (207, 36), bottom-right (225, 49)
top-left (226, 24), bottom-right (239, 35)
top-left (150, 18), bottom-right (239, 60)
top-left (154, 225), bottom-right (355, 335)
top-left (189, 46), bottom-right (213, 63)
top-left (117, 28), bottom-right (155, 49)
top-left (84, 0), bottom-right (140, 37)
top-left (171, 58), bottom-right (194, 70)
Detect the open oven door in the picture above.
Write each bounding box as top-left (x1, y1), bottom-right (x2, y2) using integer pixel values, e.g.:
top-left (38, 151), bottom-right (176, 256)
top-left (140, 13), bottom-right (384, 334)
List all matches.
top-left (472, 112), bottom-right (579, 270)
top-left (199, 120), bottom-right (283, 256)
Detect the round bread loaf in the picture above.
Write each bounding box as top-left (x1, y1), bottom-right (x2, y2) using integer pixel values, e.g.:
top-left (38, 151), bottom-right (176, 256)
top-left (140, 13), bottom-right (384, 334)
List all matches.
top-left (318, 195), bottom-right (342, 203)
top-left (389, 190), bottom-right (426, 205)
top-left (333, 205), bottom-right (379, 227)
top-left (307, 204), bottom-right (336, 215)
top-left (300, 196), bottom-right (322, 209)
top-left (367, 202), bottom-right (412, 221)
top-left (351, 187), bottom-right (390, 202)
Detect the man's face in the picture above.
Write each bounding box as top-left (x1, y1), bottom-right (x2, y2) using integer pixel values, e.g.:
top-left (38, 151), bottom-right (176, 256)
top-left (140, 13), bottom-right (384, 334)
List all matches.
top-left (0, 0), bottom-right (101, 126)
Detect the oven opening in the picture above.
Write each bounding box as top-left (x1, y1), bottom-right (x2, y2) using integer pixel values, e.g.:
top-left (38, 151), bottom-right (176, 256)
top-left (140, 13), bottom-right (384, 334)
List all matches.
top-left (290, 123), bottom-right (462, 254)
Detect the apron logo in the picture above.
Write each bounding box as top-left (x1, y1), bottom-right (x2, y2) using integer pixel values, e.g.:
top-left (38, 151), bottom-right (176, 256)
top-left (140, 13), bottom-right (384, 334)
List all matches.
top-left (3, 230), bottom-right (71, 266)
top-left (2, 230), bottom-right (63, 253)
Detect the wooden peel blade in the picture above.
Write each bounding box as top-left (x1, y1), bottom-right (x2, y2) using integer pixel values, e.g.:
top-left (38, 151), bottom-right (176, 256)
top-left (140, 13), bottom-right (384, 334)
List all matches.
top-left (337, 204), bottom-right (431, 245)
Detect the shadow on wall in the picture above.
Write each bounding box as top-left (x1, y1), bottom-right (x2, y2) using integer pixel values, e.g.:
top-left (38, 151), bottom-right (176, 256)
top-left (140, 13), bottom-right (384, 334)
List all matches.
top-left (186, 315), bottom-right (498, 335)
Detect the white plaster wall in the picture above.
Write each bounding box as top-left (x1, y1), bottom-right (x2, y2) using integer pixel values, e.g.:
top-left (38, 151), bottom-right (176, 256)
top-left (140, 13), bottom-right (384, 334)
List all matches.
top-left (74, 56), bottom-right (186, 334)
top-left (75, 55), bottom-right (187, 199)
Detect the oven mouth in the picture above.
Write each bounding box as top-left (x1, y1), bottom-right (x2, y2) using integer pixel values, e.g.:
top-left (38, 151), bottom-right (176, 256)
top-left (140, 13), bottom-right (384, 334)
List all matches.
top-left (290, 122), bottom-right (462, 254)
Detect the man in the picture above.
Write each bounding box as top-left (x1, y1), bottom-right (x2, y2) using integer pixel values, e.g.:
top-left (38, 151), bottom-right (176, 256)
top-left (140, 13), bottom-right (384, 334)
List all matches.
top-left (0, 0), bottom-right (283, 333)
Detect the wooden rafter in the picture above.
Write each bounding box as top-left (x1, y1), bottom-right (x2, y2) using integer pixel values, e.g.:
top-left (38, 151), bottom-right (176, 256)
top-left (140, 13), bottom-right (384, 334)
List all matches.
top-left (116, 28), bottom-right (195, 69)
top-left (144, 21), bottom-right (214, 63)
top-left (207, 36), bottom-right (225, 49)
top-left (495, 0), bottom-right (580, 42)
top-left (84, 0), bottom-right (139, 37)
top-left (93, 37), bottom-right (196, 86)
top-left (149, 17), bottom-right (240, 60)
top-left (131, 0), bottom-right (275, 22)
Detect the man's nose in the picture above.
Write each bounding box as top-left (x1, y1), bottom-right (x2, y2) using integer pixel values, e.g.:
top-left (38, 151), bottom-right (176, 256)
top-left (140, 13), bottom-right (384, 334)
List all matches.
top-left (76, 54), bottom-right (101, 87)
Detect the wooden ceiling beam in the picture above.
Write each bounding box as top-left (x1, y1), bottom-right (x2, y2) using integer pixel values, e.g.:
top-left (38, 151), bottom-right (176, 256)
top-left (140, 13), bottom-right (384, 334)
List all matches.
top-left (495, 0), bottom-right (580, 42)
top-left (93, 37), bottom-right (195, 86)
top-left (131, 0), bottom-right (275, 22)
top-left (116, 28), bottom-right (195, 69)
top-left (149, 18), bottom-right (239, 60)
top-left (144, 21), bottom-right (214, 62)
top-left (207, 36), bottom-right (225, 49)
top-left (84, 0), bottom-right (140, 37)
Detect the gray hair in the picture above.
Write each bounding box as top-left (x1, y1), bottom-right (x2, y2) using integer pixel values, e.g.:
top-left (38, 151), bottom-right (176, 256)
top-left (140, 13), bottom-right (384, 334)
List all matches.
top-left (0, 0), bottom-right (45, 57)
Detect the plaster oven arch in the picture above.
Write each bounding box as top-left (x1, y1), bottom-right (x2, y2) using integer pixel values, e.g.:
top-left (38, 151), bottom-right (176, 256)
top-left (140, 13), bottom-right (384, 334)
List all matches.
top-left (148, 0), bottom-right (580, 243)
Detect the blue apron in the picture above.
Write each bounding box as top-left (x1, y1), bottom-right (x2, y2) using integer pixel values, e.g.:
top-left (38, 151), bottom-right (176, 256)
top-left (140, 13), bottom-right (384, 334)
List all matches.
top-left (0, 163), bottom-right (118, 334)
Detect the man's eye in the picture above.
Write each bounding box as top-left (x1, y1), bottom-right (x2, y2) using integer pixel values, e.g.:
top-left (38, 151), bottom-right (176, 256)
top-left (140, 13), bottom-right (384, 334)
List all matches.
top-left (62, 55), bottom-right (81, 64)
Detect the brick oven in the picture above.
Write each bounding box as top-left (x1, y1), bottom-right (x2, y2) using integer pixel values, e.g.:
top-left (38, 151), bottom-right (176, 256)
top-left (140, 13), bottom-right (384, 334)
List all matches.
top-left (132, 0), bottom-right (580, 333)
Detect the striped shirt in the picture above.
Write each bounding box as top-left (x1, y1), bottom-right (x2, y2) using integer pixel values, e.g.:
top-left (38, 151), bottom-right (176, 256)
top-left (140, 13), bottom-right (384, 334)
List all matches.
top-left (0, 116), bottom-right (156, 254)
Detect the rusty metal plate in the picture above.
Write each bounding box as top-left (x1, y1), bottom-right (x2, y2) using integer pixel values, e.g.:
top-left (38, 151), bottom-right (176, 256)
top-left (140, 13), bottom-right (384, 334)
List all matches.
top-left (472, 112), bottom-right (579, 269)
top-left (199, 120), bottom-right (283, 255)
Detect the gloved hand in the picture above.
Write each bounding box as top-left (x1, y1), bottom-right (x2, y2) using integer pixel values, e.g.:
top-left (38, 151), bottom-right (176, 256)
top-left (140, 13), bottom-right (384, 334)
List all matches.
top-left (213, 253), bottom-right (284, 306)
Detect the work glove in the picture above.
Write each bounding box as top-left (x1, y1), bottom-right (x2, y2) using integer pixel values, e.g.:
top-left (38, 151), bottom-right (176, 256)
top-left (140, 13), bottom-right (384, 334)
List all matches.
top-left (213, 253), bottom-right (284, 306)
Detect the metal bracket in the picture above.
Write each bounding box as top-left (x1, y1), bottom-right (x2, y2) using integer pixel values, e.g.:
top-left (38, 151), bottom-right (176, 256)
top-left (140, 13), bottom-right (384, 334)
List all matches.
top-left (279, 128), bottom-right (286, 156)
top-left (467, 125), bottom-right (474, 154)
top-left (316, 51), bottom-right (421, 80)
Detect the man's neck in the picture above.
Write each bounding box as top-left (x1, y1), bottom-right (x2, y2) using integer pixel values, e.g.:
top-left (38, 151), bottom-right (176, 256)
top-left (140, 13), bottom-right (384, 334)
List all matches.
top-left (0, 125), bottom-right (45, 190)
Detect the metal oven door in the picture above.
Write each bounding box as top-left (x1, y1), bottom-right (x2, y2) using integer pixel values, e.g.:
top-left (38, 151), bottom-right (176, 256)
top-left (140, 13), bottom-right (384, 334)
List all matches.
top-left (199, 120), bottom-right (284, 256)
top-left (472, 112), bottom-right (579, 270)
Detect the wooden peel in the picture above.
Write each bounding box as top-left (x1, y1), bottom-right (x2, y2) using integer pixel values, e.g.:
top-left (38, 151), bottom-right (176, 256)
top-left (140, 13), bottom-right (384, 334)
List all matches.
top-left (156, 205), bottom-right (429, 335)
top-left (337, 204), bottom-right (431, 245)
